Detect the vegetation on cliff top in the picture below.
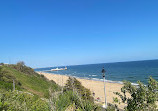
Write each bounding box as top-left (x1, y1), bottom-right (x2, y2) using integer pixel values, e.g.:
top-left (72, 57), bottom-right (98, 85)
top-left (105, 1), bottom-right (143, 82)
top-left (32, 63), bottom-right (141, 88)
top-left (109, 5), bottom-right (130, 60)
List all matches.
top-left (0, 62), bottom-right (60, 98)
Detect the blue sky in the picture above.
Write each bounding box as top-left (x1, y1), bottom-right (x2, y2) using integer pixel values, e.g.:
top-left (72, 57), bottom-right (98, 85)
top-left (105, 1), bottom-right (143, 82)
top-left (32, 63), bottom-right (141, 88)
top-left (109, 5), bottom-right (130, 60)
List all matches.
top-left (0, 0), bottom-right (158, 67)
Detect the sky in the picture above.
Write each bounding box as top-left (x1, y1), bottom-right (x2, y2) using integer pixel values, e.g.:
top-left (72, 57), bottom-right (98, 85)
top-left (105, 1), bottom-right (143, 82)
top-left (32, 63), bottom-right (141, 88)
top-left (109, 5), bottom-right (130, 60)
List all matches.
top-left (0, 0), bottom-right (158, 68)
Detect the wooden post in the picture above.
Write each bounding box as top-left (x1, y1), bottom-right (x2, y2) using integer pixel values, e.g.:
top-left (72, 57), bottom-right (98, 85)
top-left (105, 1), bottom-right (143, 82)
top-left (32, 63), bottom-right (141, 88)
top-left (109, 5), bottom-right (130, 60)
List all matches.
top-left (13, 79), bottom-right (15, 91)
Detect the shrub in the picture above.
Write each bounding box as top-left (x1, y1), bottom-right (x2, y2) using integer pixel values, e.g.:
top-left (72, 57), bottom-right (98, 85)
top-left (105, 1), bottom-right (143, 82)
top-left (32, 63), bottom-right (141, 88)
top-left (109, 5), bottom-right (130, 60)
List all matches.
top-left (64, 77), bottom-right (94, 102)
top-left (114, 77), bottom-right (158, 111)
top-left (51, 90), bottom-right (101, 111)
top-left (0, 90), bottom-right (50, 111)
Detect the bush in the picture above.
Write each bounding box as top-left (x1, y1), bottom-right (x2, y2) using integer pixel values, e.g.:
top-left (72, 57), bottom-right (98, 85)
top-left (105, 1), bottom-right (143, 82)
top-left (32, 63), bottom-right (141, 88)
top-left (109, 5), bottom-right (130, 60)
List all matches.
top-left (114, 77), bottom-right (158, 111)
top-left (9, 62), bottom-right (38, 76)
top-left (0, 90), bottom-right (50, 111)
top-left (51, 90), bottom-right (101, 111)
top-left (64, 77), bottom-right (94, 102)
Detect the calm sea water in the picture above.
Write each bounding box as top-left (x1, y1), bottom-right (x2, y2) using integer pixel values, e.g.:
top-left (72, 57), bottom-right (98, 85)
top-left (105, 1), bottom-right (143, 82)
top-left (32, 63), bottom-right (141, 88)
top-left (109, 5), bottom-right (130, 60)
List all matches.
top-left (35, 60), bottom-right (158, 84)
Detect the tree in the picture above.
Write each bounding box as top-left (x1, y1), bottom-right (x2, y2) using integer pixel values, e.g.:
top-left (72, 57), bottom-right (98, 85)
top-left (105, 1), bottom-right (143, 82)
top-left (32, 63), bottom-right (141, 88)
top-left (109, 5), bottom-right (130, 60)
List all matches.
top-left (16, 61), bottom-right (25, 71)
top-left (0, 63), bottom-right (4, 66)
top-left (17, 61), bottom-right (25, 66)
top-left (114, 77), bottom-right (158, 111)
top-left (64, 77), bottom-right (94, 102)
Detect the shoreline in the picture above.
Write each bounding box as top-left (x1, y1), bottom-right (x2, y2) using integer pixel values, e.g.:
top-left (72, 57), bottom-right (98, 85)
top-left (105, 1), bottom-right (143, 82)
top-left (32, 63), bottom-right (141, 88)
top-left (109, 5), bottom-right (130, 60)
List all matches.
top-left (37, 71), bottom-right (139, 86)
top-left (37, 71), bottom-right (127, 109)
top-left (36, 71), bottom-right (125, 86)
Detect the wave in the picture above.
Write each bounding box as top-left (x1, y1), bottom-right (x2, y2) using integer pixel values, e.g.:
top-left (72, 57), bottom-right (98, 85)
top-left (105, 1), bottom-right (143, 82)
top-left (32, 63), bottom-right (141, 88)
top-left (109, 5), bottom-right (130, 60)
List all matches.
top-left (90, 78), bottom-right (123, 84)
top-left (89, 75), bottom-right (97, 77)
top-left (85, 77), bottom-right (138, 86)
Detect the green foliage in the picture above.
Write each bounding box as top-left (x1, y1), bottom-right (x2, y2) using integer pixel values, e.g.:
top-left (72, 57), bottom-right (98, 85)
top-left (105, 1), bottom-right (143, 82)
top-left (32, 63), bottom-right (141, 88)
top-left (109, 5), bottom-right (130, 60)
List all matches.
top-left (0, 90), bottom-right (49, 111)
top-left (51, 90), bottom-right (101, 111)
top-left (113, 97), bottom-right (120, 104)
top-left (114, 77), bottom-right (158, 111)
top-left (64, 77), bottom-right (94, 102)
top-left (48, 77), bottom-right (101, 111)
top-left (105, 104), bottom-right (117, 111)
top-left (56, 91), bottom-right (75, 110)
top-left (0, 64), bottom-right (60, 98)
top-left (0, 63), bottom-right (104, 111)
top-left (9, 62), bottom-right (38, 75)
top-left (0, 63), bottom-right (61, 110)
top-left (0, 66), bottom-right (22, 92)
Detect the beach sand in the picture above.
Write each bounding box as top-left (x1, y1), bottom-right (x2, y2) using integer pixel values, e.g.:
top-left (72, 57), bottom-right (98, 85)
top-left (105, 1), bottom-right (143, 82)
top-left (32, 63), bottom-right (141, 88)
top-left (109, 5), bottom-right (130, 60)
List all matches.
top-left (37, 72), bottom-right (127, 109)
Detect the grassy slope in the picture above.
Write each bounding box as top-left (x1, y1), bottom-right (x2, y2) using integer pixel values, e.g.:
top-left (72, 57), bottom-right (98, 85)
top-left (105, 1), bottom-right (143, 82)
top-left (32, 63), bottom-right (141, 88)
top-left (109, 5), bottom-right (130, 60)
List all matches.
top-left (0, 65), bottom-right (103, 111)
top-left (0, 65), bottom-right (60, 98)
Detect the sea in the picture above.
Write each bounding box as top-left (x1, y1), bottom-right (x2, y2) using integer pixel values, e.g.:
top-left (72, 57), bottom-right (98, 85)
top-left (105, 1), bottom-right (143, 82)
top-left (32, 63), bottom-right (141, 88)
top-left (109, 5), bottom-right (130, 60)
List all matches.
top-left (35, 60), bottom-right (158, 85)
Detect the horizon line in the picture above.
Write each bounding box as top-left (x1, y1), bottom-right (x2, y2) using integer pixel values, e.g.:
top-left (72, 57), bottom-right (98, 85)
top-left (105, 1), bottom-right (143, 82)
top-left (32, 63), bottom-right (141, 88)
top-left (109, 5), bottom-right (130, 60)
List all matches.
top-left (34, 58), bottom-right (158, 69)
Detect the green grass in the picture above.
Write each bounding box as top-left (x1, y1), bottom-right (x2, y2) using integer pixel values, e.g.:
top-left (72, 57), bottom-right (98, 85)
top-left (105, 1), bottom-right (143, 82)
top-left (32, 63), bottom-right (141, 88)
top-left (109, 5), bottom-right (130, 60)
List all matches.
top-left (0, 65), bottom-right (60, 98)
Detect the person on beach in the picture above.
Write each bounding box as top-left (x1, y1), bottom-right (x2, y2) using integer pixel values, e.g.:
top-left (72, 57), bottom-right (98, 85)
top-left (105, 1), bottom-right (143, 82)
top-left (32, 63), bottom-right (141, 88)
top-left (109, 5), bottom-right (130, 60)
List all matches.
top-left (92, 92), bottom-right (95, 96)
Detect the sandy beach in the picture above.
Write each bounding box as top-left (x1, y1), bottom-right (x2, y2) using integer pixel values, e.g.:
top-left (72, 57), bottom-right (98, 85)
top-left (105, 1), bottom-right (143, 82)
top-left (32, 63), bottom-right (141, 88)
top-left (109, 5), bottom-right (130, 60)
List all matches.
top-left (37, 72), bottom-right (127, 109)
